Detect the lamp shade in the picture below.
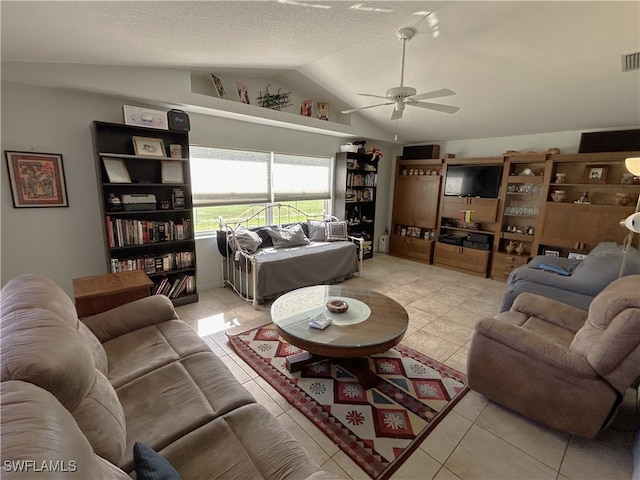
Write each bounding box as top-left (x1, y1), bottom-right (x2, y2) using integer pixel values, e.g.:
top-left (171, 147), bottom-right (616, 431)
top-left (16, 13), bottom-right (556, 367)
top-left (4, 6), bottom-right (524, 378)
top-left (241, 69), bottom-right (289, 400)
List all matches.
top-left (623, 212), bottom-right (640, 233)
top-left (625, 157), bottom-right (640, 176)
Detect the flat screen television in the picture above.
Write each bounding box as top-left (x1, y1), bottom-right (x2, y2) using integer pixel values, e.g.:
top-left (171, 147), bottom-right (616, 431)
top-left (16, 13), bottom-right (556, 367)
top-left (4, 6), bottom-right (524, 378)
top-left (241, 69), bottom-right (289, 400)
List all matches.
top-left (444, 164), bottom-right (503, 198)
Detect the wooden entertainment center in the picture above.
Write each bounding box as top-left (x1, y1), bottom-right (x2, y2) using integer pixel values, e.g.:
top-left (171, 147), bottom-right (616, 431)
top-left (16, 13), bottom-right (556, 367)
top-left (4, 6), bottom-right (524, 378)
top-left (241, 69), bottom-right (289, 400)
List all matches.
top-left (389, 150), bottom-right (640, 280)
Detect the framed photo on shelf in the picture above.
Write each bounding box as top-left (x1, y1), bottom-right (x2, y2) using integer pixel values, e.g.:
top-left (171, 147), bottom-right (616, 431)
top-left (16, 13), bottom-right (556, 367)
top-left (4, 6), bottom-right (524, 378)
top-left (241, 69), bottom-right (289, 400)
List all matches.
top-left (582, 164), bottom-right (608, 183)
top-left (544, 250), bottom-right (560, 257)
top-left (132, 136), bottom-right (166, 157)
top-left (161, 161), bottom-right (184, 184)
top-left (236, 82), bottom-right (250, 104)
top-left (210, 74), bottom-right (227, 99)
top-left (317, 102), bottom-right (329, 121)
top-left (102, 158), bottom-right (132, 183)
top-left (5, 151), bottom-right (69, 208)
top-left (300, 99), bottom-right (313, 117)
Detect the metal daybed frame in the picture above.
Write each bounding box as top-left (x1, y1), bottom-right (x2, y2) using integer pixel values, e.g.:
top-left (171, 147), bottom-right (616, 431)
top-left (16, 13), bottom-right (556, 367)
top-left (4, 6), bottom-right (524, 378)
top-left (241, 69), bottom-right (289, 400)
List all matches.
top-left (218, 203), bottom-right (363, 307)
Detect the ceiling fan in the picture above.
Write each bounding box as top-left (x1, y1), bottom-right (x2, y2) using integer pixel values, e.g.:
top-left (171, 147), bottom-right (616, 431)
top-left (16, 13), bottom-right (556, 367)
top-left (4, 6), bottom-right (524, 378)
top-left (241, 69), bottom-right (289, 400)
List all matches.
top-left (341, 27), bottom-right (459, 121)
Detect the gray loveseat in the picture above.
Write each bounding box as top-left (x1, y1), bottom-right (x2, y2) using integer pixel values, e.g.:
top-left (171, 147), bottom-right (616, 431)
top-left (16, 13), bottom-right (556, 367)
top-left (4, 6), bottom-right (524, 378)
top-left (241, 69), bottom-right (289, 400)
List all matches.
top-left (502, 242), bottom-right (640, 312)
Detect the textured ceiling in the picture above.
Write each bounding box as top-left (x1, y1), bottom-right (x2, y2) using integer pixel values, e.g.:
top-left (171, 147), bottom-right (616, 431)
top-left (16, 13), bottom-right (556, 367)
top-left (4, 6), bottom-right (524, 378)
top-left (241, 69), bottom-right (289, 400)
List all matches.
top-left (2, 1), bottom-right (639, 143)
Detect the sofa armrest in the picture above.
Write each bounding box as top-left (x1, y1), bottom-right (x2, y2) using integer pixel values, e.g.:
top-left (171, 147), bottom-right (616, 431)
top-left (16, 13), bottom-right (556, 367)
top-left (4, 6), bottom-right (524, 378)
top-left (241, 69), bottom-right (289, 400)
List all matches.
top-left (511, 292), bottom-right (588, 333)
top-left (81, 295), bottom-right (179, 343)
top-left (474, 316), bottom-right (596, 377)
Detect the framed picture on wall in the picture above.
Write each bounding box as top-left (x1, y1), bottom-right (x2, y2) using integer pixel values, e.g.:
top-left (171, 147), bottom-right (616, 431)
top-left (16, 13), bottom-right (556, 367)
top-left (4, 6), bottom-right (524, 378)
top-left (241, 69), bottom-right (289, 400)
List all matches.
top-left (5, 151), bottom-right (69, 208)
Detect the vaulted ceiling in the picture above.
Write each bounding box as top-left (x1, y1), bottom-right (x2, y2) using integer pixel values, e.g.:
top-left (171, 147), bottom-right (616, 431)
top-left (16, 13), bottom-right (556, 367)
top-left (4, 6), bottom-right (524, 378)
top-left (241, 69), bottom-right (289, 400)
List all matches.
top-left (2, 1), bottom-right (638, 143)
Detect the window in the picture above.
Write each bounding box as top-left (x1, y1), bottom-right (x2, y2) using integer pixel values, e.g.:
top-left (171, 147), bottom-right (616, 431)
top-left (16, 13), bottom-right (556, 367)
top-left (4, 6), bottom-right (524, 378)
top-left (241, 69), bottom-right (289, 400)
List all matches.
top-left (190, 146), bottom-right (333, 234)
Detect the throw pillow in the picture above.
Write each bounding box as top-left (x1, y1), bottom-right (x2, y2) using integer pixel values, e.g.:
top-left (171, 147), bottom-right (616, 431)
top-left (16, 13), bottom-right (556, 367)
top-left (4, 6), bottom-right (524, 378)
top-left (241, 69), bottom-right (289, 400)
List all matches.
top-left (133, 442), bottom-right (181, 480)
top-left (326, 221), bottom-right (348, 241)
top-left (307, 220), bottom-right (327, 242)
top-left (233, 226), bottom-right (263, 253)
top-left (266, 224), bottom-right (311, 248)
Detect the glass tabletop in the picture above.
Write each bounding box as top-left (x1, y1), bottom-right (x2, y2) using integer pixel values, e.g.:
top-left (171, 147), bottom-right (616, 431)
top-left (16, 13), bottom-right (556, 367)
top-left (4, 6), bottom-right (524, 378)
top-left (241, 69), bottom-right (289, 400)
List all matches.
top-left (270, 285), bottom-right (408, 357)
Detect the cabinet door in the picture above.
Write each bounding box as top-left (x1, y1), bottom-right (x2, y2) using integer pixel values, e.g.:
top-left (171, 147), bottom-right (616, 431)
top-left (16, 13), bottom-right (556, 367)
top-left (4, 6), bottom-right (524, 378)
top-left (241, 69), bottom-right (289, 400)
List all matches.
top-left (441, 197), bottom-right (498, 223)
top-left (392, 176), bottom-right (416, 225)
top-left (581, 205), bottom-right (635, 247)
top-left (540, 203), bottom-right (584, 248)
top-left (413, 177), bottom-right (441, 228)
top-left (540, 203), bottom-right (633, 249)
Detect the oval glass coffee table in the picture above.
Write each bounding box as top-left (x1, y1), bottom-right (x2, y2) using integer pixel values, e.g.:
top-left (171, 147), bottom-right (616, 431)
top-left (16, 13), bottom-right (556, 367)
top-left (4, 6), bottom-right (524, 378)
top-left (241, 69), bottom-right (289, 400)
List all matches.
top-left (271, 285), bottom-right (409, 388)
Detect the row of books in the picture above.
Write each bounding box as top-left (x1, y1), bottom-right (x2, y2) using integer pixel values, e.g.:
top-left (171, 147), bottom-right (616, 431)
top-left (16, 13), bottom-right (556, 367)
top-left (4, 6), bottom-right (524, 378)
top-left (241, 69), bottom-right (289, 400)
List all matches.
top-left (154, 274), bottom-right (196, 299)
top-left (106, 216), bottom-right (192, 247)
top-left (346, 188), bottom-right (374, 203)
top-left (110, 251), bottom-right (195, 274)
top-left (347, 172), bottom-right (377, 187)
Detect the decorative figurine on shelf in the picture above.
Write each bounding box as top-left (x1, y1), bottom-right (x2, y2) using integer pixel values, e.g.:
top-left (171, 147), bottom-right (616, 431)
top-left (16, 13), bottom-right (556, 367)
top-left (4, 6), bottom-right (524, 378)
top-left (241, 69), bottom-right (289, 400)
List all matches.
top-left (575, 191), bottom-right (590, 204)
top-left (366, 147), bottom-right (383, 161)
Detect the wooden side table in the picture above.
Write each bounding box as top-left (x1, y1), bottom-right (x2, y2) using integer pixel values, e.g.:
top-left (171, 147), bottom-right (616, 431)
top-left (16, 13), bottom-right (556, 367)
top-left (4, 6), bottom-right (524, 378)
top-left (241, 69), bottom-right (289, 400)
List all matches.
top-left (73, 270), bottom-right (153, 318)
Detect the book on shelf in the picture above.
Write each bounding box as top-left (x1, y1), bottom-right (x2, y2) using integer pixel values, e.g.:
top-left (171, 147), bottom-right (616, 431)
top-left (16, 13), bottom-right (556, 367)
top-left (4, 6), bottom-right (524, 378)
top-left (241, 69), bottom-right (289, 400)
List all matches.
top-left (153, 274), bottom-right (195, 299)
top-left (110, 251), bottom-right (194, 274)
top-left (106, 217), bottom-right (192, 247)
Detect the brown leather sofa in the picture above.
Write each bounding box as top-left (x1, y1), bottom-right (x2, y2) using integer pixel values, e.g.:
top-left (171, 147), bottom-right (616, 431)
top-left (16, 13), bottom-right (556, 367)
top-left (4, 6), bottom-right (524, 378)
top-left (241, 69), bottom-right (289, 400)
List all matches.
top-left (0, 274), bottom-right (341, 479)
top-left (468, 274), bottom-right (640, 438)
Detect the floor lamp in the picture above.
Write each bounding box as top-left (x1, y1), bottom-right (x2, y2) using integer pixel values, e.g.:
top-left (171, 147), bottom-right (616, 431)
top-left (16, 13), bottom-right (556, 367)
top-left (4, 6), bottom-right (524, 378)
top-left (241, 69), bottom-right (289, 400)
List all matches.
top-left (618, 156), bottom-right (640, 278)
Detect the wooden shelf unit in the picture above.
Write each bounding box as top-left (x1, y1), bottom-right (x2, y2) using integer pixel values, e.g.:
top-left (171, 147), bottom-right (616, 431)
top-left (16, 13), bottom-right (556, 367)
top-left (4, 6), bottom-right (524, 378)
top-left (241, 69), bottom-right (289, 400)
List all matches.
top-left (489, 154), bottom-right (552, 280)
top-left (538, 151), bottom-right (640, 255)
top-left (434, 157), bottom-right (502, 277)
top-left (91, 121), bottom-right (198, 307)
top-left (389, 157), bottom-right (442, 263)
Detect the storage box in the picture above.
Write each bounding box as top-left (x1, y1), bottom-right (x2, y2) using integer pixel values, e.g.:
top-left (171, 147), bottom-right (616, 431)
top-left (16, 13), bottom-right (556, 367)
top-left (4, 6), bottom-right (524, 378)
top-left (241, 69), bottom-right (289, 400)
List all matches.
top-left (121, 194), bottom-right (157, 211)
top-left (340, 143), bottom-right (359, 153)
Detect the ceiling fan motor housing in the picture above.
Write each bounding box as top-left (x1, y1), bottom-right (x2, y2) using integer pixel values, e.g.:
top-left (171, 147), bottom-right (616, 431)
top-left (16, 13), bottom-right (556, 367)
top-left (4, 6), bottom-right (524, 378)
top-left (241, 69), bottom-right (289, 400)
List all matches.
top-left (386, 86), bottom-right (417, 99)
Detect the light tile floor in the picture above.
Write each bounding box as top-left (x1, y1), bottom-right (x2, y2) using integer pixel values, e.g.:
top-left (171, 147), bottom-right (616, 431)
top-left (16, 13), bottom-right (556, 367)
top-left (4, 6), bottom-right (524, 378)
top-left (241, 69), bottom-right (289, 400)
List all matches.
top-left (176, 254), bottom-right (636, 480)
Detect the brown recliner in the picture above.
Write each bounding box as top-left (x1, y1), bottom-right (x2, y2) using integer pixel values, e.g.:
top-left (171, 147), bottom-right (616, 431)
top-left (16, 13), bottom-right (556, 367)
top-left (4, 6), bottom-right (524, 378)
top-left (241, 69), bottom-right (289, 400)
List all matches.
top-left (468, 274), bottom-right (640, 438)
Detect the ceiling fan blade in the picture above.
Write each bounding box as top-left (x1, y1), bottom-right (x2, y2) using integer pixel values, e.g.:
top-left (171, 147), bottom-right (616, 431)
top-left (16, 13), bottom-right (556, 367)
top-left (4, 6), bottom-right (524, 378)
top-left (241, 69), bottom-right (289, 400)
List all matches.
top-left (409, 88), bottom-right (456, 101)
top-left (390, 108), bottom-right (403, 121)
top-left (408, 101), bottom-right (460, 114)
top-left (357, 93), bottom-right (390, 100)
top-left (341, 102), bottom-right (393, 114)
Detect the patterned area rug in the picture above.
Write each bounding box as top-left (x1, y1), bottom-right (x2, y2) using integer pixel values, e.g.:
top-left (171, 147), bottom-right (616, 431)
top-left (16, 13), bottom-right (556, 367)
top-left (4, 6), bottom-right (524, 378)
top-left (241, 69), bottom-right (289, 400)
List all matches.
top-left (227, 324), bottom-right (468, 480)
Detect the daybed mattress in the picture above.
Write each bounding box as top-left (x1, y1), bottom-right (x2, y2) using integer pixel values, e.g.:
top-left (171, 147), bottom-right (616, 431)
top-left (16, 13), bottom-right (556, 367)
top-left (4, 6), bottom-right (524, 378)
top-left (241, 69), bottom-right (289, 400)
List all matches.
top-left (230, 241), bottom-right (358, 302)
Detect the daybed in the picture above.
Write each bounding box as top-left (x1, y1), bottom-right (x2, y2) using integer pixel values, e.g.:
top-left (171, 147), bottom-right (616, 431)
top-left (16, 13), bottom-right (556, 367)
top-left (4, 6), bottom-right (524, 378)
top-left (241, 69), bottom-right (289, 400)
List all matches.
top-left (501, 242), bottom-right (640, 312)
top-left (218, 205), bottom-right (362, 307)
top-left (0, 274), bottom-right (341, 480)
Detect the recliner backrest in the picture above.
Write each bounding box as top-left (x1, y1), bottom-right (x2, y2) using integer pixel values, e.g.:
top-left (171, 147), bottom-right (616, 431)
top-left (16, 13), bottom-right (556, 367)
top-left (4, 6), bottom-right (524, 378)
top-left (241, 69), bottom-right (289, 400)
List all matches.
top-left (0, 274), bottom-right (126, 466)
top-left (570, 275), bottom-right (640, 392)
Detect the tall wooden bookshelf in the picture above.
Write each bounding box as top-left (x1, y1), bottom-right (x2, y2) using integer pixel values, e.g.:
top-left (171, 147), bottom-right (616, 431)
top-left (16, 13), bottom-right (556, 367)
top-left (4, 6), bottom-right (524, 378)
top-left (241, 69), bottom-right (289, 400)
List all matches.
top-left (91, 121), bottom-right (198, 306)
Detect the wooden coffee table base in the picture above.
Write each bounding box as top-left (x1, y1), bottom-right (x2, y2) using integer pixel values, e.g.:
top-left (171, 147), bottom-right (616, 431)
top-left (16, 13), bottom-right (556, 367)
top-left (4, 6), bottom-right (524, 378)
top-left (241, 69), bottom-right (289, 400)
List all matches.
top-left (286, 353), bottom-right (381, 390)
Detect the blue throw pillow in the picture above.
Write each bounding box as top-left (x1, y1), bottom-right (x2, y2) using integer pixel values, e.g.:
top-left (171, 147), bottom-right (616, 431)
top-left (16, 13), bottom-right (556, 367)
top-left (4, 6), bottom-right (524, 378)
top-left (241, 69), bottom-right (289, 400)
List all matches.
top-left (133, 442), bottom-right (181, 480)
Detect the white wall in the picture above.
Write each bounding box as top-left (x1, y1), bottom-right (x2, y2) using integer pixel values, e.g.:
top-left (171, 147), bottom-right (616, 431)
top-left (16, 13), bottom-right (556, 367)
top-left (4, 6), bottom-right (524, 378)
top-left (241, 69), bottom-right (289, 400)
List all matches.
top-left (1, 81), bottom-right (394, 295)
top-left (3, 79), bottom-right (635, 296)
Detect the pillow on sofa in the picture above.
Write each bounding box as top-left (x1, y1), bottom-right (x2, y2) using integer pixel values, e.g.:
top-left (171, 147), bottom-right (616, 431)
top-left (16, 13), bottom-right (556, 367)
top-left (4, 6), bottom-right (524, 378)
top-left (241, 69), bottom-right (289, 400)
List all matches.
top-left (326, 221), bottom-right (348, 241)
top-left (266, 224), bottom-right (311, 248)
top-left (307, 220), bottom-right (327, 242)
top-left (233, 226), bottom-right (262, 253)
top-left (133, 442), bottom-right (181, 480)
